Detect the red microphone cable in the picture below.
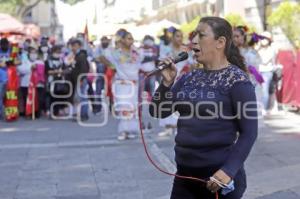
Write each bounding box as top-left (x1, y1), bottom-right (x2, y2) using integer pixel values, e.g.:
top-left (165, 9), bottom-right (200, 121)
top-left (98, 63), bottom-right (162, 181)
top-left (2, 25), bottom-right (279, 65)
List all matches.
top-left (138, 76), bottom-right (219, 199)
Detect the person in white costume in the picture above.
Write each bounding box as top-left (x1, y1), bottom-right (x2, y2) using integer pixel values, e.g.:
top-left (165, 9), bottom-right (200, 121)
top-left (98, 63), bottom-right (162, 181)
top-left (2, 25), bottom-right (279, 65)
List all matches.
top-left (258, 31), bottom-right (278, 114)
top-left (233, 26), bottom-right (264, 127)
top-left (107, 30), bottom-right (142, 140)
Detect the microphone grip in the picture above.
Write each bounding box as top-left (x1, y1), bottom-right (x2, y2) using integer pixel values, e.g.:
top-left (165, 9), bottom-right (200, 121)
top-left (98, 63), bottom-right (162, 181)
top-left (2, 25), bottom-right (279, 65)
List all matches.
top-left (146, 62), bottom-right (172, 77)
top-left (146, 52), bottom-right (188, 77)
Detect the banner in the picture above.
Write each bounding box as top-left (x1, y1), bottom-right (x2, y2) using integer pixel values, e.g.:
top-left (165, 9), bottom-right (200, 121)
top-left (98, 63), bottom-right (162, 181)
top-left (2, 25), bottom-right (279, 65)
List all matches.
top-left (4, 66), bottom-right (19, 121)
top-left (4, 43), bottom-right (20, 121)
top-left (25, 69), bottom-right (38, 118)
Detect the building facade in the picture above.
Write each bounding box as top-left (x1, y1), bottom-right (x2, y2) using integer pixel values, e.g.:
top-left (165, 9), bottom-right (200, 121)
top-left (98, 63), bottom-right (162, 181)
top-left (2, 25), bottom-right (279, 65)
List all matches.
top-left (139, 0), bottom-right (298, 49)
top-left (22, 0), bottom-right (63, 41)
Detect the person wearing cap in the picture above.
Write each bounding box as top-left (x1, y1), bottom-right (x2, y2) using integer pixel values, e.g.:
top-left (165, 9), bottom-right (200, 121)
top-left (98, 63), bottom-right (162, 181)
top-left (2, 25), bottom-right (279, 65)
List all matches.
top-left (257, 31), bottom-right (278, 114)
top-left (93, 36), bottom-right (113, 114)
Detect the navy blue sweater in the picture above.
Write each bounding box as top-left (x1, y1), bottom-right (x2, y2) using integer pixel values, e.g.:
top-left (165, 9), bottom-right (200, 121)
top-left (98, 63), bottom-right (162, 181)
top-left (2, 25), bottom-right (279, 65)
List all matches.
top-left (149, 65), bottom-right (258, 178)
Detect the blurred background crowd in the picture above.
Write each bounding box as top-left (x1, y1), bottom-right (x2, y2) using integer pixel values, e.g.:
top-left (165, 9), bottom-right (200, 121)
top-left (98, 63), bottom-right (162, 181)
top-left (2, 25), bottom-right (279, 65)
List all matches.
top-left (0, 0), bottom-right (300, 140)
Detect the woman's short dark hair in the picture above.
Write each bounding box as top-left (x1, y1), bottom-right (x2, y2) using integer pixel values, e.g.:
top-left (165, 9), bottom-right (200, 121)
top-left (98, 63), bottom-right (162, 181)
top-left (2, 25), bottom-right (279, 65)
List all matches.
top-left (143, 35), bottom-right (154, 42)
top-left (70, 39), bottom-right (82, 46)
top-left (199, 17), bottom-right (247, 73)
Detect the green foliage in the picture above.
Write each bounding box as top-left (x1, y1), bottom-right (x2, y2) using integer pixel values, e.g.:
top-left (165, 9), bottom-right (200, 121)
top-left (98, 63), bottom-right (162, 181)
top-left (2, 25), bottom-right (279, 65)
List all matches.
top-left (225, 13), bottom-right (256, 33)
top-left (268, 1), bottom-right (300, 49)
top-left (0, 0), bottom-right (84, 18)
top-left (61, 0), bottom-right (84, 5)
top-left (180, 16), bottom-right (201, 35)
top-left (225, 13), bottom-right (246, 27)
top-left (0, 1), bottom-right (17, 15)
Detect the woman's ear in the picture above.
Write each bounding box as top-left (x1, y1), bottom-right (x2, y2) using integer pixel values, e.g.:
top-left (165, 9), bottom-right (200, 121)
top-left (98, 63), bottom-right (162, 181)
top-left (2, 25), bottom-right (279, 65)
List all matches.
top-left (216, 36), bottom-right (226, 49)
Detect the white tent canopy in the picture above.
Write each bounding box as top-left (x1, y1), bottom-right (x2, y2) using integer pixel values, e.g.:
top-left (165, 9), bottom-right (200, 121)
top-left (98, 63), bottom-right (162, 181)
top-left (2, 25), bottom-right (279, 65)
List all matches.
top-left (0, 13), bottom-right (24, 34)
top-left (128, 19), bottom-right (180, 41)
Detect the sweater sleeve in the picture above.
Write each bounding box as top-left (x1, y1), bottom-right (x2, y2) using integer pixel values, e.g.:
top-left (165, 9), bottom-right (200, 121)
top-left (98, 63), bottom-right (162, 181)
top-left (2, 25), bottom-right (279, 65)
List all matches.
top-left (221, 81), bottom-right (258, 178)
top-left (149, 73), bottom-right (186, 118)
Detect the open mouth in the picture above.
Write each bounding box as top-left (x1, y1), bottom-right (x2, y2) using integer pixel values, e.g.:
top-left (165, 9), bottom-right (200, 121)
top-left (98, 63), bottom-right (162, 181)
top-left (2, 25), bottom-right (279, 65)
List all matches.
top-left (192, 48), bottom-right (201, 53)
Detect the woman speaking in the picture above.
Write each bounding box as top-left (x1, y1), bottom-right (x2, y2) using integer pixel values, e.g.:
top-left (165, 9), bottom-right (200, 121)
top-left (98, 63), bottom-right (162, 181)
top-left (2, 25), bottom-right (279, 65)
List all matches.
top-left (149, 17), bottom-right (258, 199)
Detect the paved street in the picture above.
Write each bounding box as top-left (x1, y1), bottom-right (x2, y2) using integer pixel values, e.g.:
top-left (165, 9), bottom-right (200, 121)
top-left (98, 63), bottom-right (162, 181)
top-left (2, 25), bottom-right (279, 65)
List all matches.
top-left (0, 109), bottom-right (300, 199)
top-left (155, 111), bottom-right (300, 199)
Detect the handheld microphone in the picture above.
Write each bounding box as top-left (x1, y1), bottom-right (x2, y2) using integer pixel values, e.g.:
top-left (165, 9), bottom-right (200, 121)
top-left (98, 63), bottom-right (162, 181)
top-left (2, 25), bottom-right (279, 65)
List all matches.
top-left (147, 52), bottom-right (189, 76)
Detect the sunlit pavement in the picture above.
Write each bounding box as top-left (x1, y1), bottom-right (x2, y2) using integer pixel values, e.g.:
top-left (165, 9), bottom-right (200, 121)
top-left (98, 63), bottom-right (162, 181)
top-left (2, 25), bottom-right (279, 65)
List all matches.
top-left (154, 111), bottom-right (300, 199)
top-left (0, 110), bottom-right (299, 199)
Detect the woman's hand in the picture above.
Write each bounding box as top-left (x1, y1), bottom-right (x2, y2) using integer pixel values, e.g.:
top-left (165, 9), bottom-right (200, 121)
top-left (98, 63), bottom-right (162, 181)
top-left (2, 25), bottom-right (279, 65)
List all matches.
top-left (67, 55), bottom-right (75, 64)
top-left (160, 57), bottom-right (177, 87)
top-left (207, 169), bottom-right (231, 193)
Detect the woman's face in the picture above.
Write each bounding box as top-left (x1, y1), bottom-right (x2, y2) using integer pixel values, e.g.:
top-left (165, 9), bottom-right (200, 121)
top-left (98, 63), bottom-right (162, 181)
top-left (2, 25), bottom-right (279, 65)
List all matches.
top-left (192, 22), bottom-right (220, 64)
top-left (29, 49), bottom-right (38, 61)
top-left (233, 30), bottom-right (245, 47)
top-left (173, 31), bottom-right (183, 46)
top-left (122, 33), bottom-right (134, 48)
top-left (52, 50), bottom-right (61, 59)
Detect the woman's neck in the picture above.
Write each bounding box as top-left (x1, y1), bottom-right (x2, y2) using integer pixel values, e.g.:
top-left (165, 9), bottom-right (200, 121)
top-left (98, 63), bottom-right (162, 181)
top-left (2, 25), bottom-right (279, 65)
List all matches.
top-left (121, 45), bottom-right (131, 52)
top-left (172, 42), bottom-right (181, 49)
top-left (203, 56), bottom-right (229, 71)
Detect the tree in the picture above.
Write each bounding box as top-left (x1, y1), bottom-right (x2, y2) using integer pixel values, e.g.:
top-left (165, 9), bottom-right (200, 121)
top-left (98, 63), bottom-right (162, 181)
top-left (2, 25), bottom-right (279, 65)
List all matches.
top-left (225, 13), bottom-right (256, 33)
top-left (268, 1), bottom-right (300, 49)
top-left (0, 0), bottom-right (84, 19)
top-left (225, 13), bottom-right (246, 27)
top-left (180, 16), bottom-right (201, 35)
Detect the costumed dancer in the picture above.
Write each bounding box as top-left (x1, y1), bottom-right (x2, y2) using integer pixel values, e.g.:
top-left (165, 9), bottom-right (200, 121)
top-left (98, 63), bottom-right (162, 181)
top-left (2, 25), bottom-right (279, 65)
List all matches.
top-left (233, 26), bottom-right (264, 126)
top-left (1, 38), bottom-right (21, 121)
top-left (257, 31), bottom-right (278, 114)
top-left (108, 30), bottom-right (142, 140)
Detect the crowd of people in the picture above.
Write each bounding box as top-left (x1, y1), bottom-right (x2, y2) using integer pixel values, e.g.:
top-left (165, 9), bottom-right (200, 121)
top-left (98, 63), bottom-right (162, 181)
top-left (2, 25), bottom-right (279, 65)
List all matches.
top-left (0, 24), bottom-right (280, 140)
top-left (232, 26), bottom-right (280, 116)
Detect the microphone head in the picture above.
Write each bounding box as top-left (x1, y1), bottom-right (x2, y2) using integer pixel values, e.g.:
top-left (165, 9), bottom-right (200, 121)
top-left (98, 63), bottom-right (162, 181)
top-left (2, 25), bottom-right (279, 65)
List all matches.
top-left (174, 52), bottom-right (189, 63)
